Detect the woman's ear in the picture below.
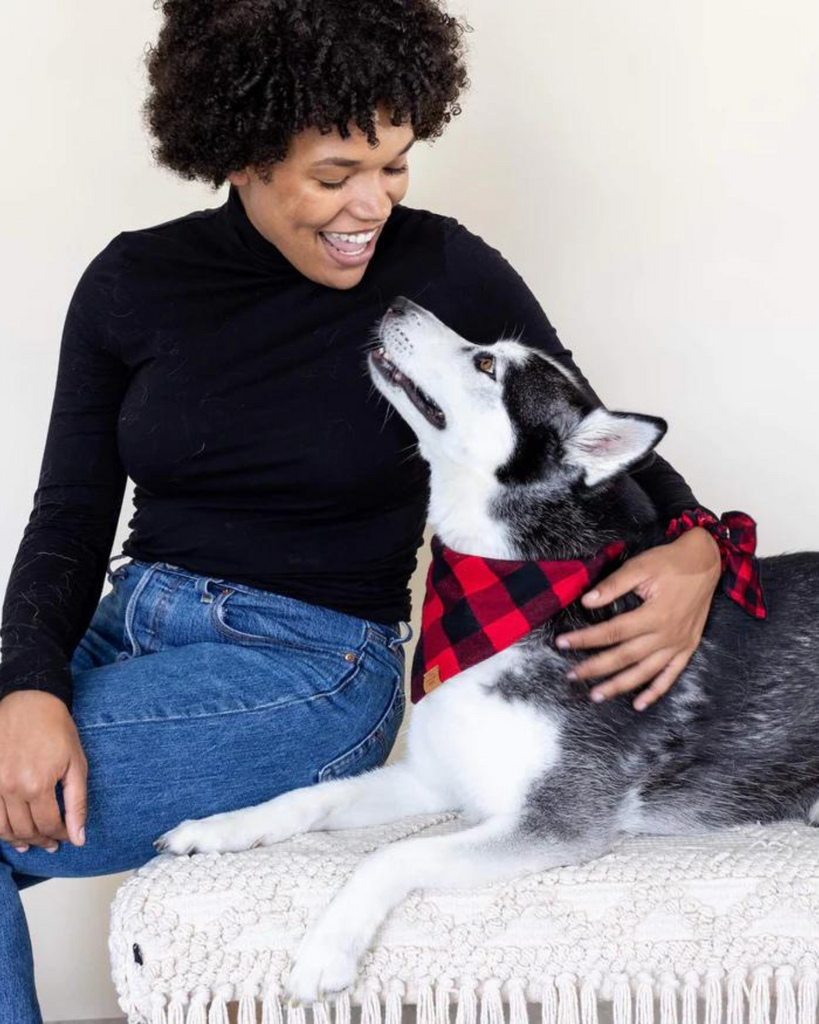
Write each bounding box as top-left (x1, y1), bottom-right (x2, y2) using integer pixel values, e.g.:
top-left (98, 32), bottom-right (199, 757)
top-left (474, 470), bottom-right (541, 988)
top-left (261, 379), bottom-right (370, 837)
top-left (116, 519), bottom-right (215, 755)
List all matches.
top-left (226, 168), bottom-right (251, 187)
top-left (563, 407), bottom-right (668, 487)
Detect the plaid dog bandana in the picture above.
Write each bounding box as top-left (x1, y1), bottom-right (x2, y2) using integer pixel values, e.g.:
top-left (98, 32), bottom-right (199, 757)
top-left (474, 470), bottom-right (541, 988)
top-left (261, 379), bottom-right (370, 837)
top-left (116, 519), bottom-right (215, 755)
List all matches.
top-left (665, 508), bottom-right (768, 620)
top-left (409, 536), bottom-right (628, 703)
top-left (410, 508), bottom-right (768, 704)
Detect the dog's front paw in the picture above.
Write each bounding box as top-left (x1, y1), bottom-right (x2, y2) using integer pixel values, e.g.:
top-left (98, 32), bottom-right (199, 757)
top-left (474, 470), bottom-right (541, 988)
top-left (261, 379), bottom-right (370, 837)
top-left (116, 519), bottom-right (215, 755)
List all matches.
top-left (154, 793), bottom-right (312, 856)
top-left (154, 811), bottom-right (265, 855)
top-left (284, 926), bottom-right (362, 1005)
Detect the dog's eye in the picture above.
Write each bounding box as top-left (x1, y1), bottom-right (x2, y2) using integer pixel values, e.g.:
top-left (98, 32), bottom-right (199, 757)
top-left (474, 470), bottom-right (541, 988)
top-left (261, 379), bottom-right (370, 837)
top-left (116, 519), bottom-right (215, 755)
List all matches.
top-left (475, 354), bottom-right (496, 379)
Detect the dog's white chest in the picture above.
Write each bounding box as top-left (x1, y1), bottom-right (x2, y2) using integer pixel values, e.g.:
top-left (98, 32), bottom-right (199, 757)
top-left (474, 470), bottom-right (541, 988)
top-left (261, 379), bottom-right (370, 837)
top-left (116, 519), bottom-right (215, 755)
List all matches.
top-left (406, 647), bottom-right (561, 821)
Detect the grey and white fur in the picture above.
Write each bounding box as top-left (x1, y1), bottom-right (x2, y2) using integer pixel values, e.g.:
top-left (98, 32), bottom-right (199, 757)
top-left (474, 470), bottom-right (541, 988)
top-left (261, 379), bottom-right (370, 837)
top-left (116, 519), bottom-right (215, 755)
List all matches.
top-left (157, 296), bottom-right (819, 1004)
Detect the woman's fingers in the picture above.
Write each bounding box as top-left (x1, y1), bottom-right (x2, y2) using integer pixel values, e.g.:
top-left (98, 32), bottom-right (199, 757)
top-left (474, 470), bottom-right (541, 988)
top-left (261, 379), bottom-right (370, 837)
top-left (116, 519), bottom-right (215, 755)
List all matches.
top-left (578, 553), bottom-right (653, 609)
top-left (0, 796), bottom-right (29, 851)
top-left (31, 791), bottom-right (70, 846)
top-left (62, 754), bottom-right (88, 847)
top-left (587, 647), bottom-right (680, 706)
top-left (566, 632), bottom-right (658, 684)
top-left (5, 796), bottom-right (59, 851)
top-left (626, 650), bottom-right (692, 710)
top-left (556, 605), bottom-right (652, 654)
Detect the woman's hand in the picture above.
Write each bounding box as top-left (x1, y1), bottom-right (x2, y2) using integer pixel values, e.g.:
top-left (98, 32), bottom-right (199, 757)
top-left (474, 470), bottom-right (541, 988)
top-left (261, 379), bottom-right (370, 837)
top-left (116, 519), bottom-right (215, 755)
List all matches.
top-left (555, 527), bottom-right (722, 711)
top-left (0, 691), bottom-right (87, 853)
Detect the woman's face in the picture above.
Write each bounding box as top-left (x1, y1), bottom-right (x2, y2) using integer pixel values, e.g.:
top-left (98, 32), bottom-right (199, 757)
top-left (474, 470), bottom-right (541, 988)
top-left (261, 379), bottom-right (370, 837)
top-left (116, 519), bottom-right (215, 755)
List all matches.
top-left (228, 105), bottom-right (414, 290)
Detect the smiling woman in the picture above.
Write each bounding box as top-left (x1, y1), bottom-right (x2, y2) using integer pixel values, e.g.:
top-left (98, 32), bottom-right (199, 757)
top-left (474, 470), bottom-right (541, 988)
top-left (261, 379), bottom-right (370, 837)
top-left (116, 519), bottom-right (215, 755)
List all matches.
top-left (142, 0), bottom-right (469, 288)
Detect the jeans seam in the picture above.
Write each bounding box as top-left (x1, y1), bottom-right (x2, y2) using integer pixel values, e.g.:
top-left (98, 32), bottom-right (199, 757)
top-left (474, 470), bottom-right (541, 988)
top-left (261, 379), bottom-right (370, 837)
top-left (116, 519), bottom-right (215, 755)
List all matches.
top-left (74, 656), bottom-right (366, 731)
top-left (318, 672), bottom-right (404, 781)
top-left (122, 562), bottom-right (160, 658)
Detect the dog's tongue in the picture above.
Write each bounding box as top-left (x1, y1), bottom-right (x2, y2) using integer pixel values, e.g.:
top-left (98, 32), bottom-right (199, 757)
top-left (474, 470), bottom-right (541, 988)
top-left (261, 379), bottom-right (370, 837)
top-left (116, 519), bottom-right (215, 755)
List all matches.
top-left (323, 233), bottom-right (365, 254)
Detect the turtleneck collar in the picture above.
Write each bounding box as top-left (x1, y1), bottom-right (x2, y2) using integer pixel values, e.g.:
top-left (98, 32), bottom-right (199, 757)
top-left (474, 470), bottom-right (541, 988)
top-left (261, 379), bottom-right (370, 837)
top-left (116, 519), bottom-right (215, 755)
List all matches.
top-left (220, 183), bottom-right (302, 277)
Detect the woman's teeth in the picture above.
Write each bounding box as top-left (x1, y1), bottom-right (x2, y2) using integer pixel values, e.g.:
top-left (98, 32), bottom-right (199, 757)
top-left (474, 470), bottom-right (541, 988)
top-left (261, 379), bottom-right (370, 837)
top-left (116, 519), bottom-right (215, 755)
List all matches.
top-left (323, 229), bottom-right (376, 245)
top-left (320, 228), bottom-right (377, 256)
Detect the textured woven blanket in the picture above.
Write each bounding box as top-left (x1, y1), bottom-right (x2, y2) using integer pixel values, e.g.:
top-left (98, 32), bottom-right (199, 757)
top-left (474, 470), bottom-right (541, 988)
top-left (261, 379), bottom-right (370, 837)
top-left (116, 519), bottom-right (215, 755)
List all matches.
top-left (109, 812), bottom-right (819, 1024)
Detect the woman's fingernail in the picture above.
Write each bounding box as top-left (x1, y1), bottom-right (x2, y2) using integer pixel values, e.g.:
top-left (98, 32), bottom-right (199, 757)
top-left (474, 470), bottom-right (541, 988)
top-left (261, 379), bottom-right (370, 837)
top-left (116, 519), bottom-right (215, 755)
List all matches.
top-left (591, 690), bottom-right (606, 703)
top-left (566, 670), bottom-right (578, 681)
top-left (634, 701), bottom-right (647, 711)
top-left (46, 844), bottom-right (59, 853)
top-left (555, 637), bottom-right (570, 650)
top-left (78, 826), bottom-right (86, 845)
top-left (14, 845), bottom-right (29, 853)
top-left (583, 589), bottom-right (600, 603)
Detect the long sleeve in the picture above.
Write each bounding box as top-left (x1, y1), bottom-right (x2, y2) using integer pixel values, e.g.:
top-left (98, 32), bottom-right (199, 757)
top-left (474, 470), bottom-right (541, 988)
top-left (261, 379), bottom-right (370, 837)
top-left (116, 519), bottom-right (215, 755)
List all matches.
top-left (442, 220), bottom-right (704, 521)
top-left (0, 243), bottom-right (130, 711)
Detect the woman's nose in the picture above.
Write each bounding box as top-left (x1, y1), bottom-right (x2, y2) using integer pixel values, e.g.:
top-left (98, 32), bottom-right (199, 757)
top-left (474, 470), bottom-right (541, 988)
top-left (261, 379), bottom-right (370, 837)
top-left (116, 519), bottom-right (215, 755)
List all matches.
top-left (348, 186), bottom-right (394, 223)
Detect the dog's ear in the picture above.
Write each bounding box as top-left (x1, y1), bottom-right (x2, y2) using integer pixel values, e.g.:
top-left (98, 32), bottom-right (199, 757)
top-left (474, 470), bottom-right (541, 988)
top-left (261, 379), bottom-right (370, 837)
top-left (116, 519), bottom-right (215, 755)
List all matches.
top-left (563, 407), bottom-right (668, 487)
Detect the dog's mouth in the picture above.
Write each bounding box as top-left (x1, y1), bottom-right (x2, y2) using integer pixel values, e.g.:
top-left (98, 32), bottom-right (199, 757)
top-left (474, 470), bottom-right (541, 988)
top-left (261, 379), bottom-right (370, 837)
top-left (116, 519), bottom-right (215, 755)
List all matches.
top-left (370, 347), bottom-right (447, 430)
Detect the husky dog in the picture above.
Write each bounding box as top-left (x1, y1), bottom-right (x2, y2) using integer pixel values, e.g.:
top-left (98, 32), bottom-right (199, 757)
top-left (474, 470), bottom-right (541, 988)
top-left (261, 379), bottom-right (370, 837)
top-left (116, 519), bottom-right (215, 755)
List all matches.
top-left (158, 296), bottom-right (819, 1005)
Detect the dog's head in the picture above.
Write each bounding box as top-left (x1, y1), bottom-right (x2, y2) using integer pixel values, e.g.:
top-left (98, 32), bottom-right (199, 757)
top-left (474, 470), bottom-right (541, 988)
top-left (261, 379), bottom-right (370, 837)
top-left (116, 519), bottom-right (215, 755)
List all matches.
top-left (368, 296), bottom-right (667, 550)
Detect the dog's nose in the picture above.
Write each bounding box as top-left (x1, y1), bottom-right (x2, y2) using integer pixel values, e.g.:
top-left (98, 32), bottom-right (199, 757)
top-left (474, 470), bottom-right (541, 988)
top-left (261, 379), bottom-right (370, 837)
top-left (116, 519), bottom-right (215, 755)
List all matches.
top-left (386, 295), bottom-right (412, 316)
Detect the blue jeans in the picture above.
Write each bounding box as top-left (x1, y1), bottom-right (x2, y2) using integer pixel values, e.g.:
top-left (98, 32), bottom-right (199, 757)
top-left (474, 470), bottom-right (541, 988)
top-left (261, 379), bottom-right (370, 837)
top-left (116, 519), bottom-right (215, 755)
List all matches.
top-left (0, 554), bottom-right (412, 1022)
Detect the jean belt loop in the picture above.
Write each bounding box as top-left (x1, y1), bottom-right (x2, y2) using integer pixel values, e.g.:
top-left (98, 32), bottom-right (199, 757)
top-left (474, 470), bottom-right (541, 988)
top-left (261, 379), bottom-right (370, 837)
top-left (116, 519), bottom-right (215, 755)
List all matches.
top-left (388, 621), bottom-right (415, 651)
top-left (195, 576), bottom-right (214, 603)
top-left (106, 550), bottom-right (129, 583)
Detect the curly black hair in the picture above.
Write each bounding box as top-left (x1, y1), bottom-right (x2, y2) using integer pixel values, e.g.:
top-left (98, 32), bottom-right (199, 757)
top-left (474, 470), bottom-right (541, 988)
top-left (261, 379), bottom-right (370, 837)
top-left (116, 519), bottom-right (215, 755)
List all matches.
top-left (143, 0), bottom-right (471, 190)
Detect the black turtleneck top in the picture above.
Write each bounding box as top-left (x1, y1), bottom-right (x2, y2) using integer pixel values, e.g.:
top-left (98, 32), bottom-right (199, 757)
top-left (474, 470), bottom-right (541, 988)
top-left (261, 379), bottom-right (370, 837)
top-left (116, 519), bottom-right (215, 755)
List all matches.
top-left (0, 186), bottom-right (702, 709)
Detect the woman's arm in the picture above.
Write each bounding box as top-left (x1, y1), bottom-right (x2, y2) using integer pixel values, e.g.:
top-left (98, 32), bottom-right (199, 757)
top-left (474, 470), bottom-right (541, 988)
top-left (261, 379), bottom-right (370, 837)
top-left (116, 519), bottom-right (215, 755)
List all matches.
top-left (0, 241), bottom-right (128, 852)
top-left (0, 241), bottom-right (130, 710)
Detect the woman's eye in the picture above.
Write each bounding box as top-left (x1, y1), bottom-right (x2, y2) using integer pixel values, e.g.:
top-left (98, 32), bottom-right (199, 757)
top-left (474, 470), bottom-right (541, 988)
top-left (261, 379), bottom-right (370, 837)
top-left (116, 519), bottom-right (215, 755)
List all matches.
top-left (475, 354), bottom-right (496, 379)
top-left (318, 166), bottom-right (408, 190)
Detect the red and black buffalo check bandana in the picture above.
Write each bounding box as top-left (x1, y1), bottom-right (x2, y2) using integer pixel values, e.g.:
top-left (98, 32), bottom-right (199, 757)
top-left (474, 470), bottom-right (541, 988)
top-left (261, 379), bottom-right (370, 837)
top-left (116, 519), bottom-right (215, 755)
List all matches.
top-left (665, 507), bottom-right (768, 620)
top-left (410, 508), bottom-right (767, 704)
top-left (409, 537), bottom-right (628, 703)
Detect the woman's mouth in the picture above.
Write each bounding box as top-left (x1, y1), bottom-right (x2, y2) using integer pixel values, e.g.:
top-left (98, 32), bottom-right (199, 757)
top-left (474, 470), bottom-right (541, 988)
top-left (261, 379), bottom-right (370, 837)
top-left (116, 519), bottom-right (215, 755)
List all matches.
top-left (319, 227), bottom-right (380, 267)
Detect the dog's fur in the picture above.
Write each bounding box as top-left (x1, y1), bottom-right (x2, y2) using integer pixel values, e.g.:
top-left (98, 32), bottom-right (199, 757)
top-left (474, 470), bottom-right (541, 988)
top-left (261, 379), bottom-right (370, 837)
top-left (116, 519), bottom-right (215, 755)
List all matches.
top-left (158, 297), bottom-right (819, 1004)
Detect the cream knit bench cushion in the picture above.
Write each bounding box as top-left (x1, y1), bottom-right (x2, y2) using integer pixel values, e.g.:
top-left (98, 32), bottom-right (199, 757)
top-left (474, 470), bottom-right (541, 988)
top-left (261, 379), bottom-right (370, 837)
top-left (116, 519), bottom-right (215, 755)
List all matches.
top-left (109, 812), bottom-right (819, 1024)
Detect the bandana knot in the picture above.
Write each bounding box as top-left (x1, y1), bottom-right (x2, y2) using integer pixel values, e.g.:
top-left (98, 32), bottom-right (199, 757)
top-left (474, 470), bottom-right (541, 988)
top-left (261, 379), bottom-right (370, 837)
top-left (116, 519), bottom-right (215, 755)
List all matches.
top-left (665, 508), bottom-right (767, 620)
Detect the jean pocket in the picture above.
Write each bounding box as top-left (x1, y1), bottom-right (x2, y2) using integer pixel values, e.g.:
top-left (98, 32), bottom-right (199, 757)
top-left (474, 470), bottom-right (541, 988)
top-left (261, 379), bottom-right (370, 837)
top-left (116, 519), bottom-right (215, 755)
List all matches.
top-left (211, 587), bottom-right (364, 658)
top-left (317, 673), bottom-right (406, 783)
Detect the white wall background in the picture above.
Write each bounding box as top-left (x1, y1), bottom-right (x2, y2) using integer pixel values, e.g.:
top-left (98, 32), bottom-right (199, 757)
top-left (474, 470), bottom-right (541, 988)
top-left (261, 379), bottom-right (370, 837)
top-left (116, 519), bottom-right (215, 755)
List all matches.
top-left (1, 1), bottom-right (817, 1019)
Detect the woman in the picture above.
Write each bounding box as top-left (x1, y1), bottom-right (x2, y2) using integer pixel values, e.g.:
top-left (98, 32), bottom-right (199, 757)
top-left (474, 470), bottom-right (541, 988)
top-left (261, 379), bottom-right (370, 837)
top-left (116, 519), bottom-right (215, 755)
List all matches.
top-left (0, 1), bottom-right (722, 1018)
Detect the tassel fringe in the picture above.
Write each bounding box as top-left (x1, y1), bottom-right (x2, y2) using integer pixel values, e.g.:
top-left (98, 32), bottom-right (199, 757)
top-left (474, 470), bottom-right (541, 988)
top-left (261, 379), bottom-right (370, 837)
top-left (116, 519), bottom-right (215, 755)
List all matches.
top-left (456, 978), bottom-right (479, 1024)
top-left (125, 969), bottom-right (819, 1024)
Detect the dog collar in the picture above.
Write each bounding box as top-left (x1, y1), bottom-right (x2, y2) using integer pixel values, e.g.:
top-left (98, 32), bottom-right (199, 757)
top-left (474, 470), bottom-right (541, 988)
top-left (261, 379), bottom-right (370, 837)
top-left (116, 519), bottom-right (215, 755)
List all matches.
top-left (409, 536), bottom-right (628, 703)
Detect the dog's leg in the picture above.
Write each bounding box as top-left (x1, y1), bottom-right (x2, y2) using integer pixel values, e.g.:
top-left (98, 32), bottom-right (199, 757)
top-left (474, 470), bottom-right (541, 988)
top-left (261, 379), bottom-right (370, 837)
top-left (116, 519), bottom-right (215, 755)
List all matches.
top-left (156, 761), bottom-right (454, 855)
top-left (284, 816), bottom-right (613, 1004)
top-left (808, 795), bottom-right (819, 825)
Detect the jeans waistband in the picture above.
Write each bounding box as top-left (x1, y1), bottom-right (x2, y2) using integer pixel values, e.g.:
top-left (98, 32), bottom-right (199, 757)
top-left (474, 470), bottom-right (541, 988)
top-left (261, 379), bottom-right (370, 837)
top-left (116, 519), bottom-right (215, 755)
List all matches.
top-left (105, 551), bottom-right (415, 652)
